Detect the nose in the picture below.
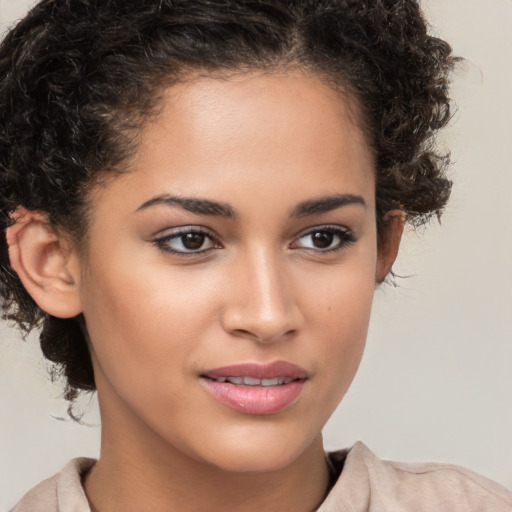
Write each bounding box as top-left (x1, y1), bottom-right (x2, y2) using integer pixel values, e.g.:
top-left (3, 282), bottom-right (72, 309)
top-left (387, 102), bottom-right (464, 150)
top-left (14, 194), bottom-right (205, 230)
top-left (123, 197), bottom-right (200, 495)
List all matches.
top-left (220, 248), bottom-right (304, 344)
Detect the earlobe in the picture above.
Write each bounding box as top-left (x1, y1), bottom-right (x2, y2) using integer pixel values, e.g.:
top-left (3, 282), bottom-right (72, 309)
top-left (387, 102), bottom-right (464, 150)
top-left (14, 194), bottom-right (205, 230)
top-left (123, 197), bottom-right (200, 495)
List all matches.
top-left (6, 208), bottom-right (83, 318)
top-left (375, 210), bottom-right (405, 284)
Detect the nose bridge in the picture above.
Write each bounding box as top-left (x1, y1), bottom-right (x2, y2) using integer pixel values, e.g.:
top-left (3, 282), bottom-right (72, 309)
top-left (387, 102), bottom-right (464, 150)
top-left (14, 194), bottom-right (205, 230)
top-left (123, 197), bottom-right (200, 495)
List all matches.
top-left (222, 244), bottom-right (302, 342)
top-left (250, 246), bottom-right (287, 319)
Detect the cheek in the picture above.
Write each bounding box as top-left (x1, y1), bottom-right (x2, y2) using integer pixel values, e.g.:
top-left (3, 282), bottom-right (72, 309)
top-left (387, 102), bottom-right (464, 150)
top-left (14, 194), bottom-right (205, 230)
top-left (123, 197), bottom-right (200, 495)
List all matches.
top-left (79, 254), bottom-right (223, 392)
top-left (80, 226), bottom-right (377, 419)
top-left (298, 249), bottom-right (376, 401)
top-left (316, 276), bottom-right (373, 365)
top-left (299, 236), bottom-right (376, 333)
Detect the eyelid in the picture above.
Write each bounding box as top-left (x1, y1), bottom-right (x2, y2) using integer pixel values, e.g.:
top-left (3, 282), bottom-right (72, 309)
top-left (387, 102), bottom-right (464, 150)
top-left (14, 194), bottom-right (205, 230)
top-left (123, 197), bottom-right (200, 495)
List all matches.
top-left (153, 224), bottom-right (216, 238)
top-left (150, 224), bottom-right (356, 257)
top-left (152, 225), bottom-right (222, 256)
top-left (290, 224), bottom-right (357, 252)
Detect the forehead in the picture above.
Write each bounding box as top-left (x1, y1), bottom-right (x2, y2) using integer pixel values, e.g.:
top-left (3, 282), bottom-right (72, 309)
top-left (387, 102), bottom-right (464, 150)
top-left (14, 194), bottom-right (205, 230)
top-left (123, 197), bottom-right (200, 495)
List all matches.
top-left (92, 71), bottom-right (375, 215)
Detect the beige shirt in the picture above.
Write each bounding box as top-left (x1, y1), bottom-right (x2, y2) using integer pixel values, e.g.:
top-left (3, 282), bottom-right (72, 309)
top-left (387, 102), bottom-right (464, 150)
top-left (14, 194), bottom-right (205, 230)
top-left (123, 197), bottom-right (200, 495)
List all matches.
top-left (11, 442), bottom-right (512, 511)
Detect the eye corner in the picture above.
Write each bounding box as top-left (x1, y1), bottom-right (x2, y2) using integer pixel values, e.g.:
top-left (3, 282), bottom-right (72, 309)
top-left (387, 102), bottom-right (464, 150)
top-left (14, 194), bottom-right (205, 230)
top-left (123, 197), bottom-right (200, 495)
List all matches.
top-left (290, 225), bottom-right (357, 253)
top-left (152, 226), bottom-right (222, 257)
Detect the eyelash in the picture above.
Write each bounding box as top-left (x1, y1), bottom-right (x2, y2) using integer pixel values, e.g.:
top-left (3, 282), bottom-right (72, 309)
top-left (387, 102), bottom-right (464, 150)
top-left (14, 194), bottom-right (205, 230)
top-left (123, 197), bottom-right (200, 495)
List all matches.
top-left (152, 225), bottom-right (357, 257)
top-left (291, 225), bottom-right (357, 253)
top-left (153, 227), bottom-right (221, 256)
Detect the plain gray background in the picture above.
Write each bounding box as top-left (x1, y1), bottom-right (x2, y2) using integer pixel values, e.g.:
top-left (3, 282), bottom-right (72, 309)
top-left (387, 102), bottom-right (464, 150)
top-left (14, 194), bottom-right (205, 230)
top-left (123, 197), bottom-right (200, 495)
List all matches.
top-left (1, 0), bottom-right (511, 509)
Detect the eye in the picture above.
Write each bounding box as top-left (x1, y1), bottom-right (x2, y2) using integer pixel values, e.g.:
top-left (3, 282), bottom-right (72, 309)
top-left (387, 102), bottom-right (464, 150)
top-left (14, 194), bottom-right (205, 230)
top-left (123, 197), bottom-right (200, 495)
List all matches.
top-left (153, 227), bottom-right (220, 255)
top-left (291, 226), bottom-right (356, 252)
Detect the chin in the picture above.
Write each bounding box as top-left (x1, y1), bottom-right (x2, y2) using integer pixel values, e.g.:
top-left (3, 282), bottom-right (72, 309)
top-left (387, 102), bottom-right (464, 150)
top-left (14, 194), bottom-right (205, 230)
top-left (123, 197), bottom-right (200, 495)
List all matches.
top-left (195, 425), bottom-right (320, 474)
top-left (211, 449), bottom-right (300, 474)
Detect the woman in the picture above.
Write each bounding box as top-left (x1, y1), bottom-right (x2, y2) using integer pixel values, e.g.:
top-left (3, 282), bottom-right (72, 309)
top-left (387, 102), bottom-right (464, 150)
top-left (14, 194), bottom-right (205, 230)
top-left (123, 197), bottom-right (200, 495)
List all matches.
top-left (1, 0), bottom-right (511, 510)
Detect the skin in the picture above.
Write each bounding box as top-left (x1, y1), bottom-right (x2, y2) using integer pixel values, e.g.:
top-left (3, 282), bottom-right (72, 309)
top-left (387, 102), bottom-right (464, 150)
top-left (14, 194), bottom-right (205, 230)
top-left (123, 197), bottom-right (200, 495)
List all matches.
top-left (8, 71), bottom-right (403, 511)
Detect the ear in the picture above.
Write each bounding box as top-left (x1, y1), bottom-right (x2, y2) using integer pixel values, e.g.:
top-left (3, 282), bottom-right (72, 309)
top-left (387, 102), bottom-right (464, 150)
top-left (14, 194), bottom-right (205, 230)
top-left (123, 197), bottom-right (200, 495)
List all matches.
top-left (375, 210), bottom-right (405, 284)
top-left (6, 208), bottom-right (83, 318)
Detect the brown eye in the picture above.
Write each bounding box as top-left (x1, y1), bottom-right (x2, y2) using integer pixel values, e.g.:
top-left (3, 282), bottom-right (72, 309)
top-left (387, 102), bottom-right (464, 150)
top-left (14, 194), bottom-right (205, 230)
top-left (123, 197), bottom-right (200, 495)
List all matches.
top-left (311, 231), bottom-right (334, 249)
top-left (292, 226), bottom-right (356, 252)
top-left (154, 227), bottom-right (219, 255)
top-left (181, 233), bottom-right (207, 250)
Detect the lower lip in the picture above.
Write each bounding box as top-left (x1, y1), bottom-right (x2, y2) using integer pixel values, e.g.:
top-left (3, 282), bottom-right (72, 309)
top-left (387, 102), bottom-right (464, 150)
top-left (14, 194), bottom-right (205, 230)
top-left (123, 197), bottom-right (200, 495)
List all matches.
top-left (201, 378), bottom-right (306, 415)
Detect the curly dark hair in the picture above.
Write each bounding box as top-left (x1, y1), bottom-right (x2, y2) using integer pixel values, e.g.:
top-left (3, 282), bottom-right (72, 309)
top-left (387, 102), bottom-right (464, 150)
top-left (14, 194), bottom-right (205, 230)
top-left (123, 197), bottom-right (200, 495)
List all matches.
top-left (0, 0), bottom-right (457, 400)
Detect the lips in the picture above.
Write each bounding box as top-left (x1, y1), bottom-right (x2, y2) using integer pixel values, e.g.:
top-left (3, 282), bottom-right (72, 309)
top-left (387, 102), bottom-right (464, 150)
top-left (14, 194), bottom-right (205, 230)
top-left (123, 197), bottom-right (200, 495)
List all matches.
top-left (200, 361), bottom-right (308, 415)
top-left (209, 376), bottom-right (295, 386)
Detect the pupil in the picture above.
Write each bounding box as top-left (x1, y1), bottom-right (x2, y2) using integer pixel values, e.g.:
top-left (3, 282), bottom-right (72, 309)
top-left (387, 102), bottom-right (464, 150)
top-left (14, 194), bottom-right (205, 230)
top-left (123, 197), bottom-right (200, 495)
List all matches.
top-left (312, 232), bottom-right (333, 249)
top-left (182, 233), bottom-right (205, 250)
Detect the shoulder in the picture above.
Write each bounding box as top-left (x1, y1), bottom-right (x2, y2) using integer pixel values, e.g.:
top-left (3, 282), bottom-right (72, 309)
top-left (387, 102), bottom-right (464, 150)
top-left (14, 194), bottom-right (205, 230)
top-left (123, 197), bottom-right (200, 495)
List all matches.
top-left (11, 458), bottom-right (95, 512)
top-left (320, 442), bottom-right (512, 512)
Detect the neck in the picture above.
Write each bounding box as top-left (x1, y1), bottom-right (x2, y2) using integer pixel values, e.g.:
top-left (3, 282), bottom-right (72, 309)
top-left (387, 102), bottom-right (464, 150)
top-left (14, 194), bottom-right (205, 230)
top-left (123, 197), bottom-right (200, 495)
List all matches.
top-left (84, 395), bottom-right (331, 512)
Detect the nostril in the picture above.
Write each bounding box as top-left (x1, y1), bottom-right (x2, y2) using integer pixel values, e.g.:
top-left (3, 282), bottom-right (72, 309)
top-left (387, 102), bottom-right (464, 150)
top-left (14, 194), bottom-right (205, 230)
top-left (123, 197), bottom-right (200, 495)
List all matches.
top-left (230, 327), bottom-right (297, 344)
top-left (233, 328), bottom-right (254, 338)
top-left (221, 294), bottom-right (305, 343)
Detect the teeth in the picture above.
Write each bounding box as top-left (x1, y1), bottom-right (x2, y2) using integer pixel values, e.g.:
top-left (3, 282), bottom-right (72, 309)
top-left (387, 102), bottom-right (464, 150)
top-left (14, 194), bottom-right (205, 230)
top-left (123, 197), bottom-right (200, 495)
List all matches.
top-left (213, 376), bottom-right (296, 386)
top-left (243, 377), bottom-right (261, 386)
top-left (226, 377), bottom-right (244, 385)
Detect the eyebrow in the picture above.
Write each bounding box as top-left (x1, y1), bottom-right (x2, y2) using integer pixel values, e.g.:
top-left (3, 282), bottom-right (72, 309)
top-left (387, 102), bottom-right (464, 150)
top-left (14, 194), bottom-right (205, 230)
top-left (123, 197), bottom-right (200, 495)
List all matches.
top-left (292, 194), bottom-right (366, 218)
top-left (136, 194), bottom-right (237, 218)
top-left (136, 192), bottom-right (366, 219)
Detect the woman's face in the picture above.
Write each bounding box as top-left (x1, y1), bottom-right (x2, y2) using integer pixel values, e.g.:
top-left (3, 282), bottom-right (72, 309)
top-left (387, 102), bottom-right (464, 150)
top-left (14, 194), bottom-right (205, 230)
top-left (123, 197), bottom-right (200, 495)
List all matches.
top-left (77, 72), bottom-right (384, 472)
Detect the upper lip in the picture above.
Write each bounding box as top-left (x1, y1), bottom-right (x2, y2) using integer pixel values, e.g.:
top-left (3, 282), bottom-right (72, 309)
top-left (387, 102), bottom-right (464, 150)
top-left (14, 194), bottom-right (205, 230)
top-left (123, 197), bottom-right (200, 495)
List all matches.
top-left (201, 361), bottom-right (308, 380)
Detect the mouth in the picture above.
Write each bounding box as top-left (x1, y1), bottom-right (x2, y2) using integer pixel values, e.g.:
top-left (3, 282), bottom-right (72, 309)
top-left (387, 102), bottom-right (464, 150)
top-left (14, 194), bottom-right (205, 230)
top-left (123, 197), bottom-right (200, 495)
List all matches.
top-left (200, 361), bottom-right (308, 415)
top-left (205, 376), bottom-right (298, 386)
